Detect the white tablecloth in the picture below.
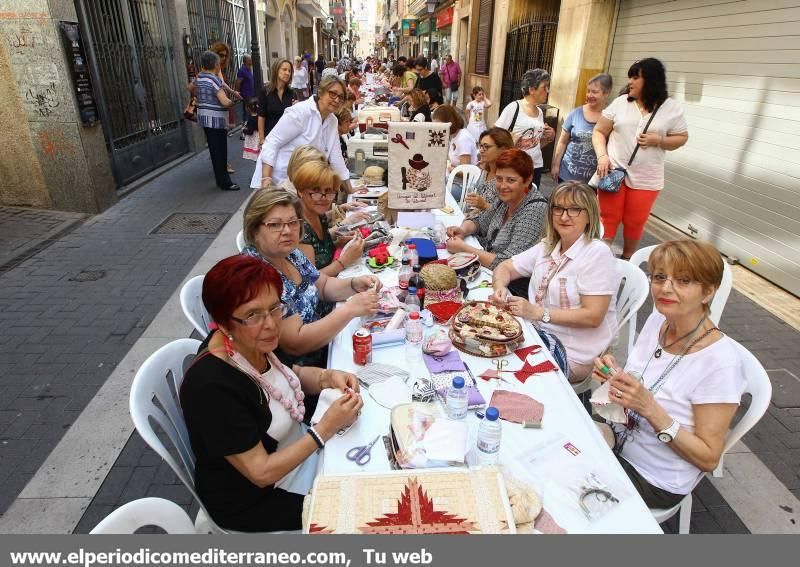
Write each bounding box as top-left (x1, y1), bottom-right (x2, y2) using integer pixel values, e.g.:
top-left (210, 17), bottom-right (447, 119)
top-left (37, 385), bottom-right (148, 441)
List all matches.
top-left (321, 194), bottom-right (661, 534)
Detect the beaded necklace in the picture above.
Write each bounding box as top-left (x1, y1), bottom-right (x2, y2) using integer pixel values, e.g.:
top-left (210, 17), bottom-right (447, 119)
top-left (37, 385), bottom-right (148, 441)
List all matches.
top-left (223, 335), bottom-right (306, 422)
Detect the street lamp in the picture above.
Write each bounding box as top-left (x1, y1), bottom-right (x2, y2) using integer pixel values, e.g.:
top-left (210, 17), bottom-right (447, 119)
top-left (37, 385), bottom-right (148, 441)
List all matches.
top-left (426, 0), bottom-right (437, 62)
top-left (324, 17), bottom-right (334, 33)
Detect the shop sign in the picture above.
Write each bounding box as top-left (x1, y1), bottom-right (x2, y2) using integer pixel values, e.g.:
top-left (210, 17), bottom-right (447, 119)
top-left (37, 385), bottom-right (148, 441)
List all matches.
top-left (330, 2), bottom-right (345, 17)
top-left (436, 6), bottom-right (454, 29)
top-left (401, 19), bottom-right (417, 37)
top-left (417, 18), bottom-right (431, 35)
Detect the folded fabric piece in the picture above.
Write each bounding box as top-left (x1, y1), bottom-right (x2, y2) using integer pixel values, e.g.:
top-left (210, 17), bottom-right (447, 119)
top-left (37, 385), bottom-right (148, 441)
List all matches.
top-left (590, 381), bottom-right (628, 424)
top-left (369, 375), bottom-right (412, 409)
top-left (423, 350), bottom-right (465, 373)
top-left (356, 363), bottom-right (409, 388)
top-left (422, 327), bottom-right (452, 356)
top-left (489, 390), bottom-right (544, 425)
top-left (421, 420), bottom-right (468, 462)
top-left (310, 388), bottom-right (349, 426)
top-left (535, 508), bottom-right (567, 534)
top-left (514, 344), bottom-right (542, 362)
top-left (425, 300), bottom-right (462, 324)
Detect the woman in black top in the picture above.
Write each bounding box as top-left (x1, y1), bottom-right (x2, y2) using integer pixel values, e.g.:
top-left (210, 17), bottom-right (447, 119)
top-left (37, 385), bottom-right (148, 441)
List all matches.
top-left (258, 58), bottom-right (296, 147)
top-left (179, 255), bottom-right (363, 532)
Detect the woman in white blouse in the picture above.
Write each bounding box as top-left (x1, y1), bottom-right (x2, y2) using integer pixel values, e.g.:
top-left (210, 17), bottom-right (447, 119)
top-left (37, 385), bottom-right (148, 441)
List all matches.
top-left (592, 240), bottom-right (746, 508)
top-left (432, 104), bottom-right (476, 201)
top-left (291, 56), bottom-right (309, 100)
top-left (491, 181), bottom-right (619, 384)
top-left (592, 58), bottom-right (688, 259)
top-left (251, 77), bottom-right (353, 193)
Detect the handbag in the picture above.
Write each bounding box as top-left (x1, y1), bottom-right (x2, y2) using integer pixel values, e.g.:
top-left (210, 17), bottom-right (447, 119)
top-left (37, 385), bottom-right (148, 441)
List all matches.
top-left (183, 97), bottom-right (197, 122)
top-left (508, 101), bottom-right (542, 151)
top-left (590, 103), bottom-right (661, 193)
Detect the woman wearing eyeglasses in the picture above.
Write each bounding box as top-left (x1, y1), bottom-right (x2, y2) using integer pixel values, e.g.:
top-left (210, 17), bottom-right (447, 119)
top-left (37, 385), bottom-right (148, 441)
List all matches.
top-left (180, 254), bottom-right (363, 532)
top-left (463, 128), bottom-right (514, 216)
top-left (491, 181), bottom-right (620, 384)
top-left (294, 160), bottom-right (364, 277)
top-left (446, 149), bottom-right (548, 270)
top-left (251, 77), bottom-right (353, 193)
top-left (241, 189), bottom-right (379, 367)
top-left (590, 240), bottom-right (746, 509)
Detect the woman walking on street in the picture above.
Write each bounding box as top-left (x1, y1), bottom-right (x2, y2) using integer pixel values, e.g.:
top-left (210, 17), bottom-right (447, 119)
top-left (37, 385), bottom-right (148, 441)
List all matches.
top-left (291, 56), bottom-right (309, 101)
top-left (195, 51), bottom-right (239, 191)
top-left (592, 58), bottom-right (688, 259)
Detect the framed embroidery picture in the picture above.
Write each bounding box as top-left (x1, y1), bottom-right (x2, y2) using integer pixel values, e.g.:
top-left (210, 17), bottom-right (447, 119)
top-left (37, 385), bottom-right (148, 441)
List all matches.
top-left (305, 468), bottom-right (516, 534)
top-left (387, 122), bottom-right (450, 210)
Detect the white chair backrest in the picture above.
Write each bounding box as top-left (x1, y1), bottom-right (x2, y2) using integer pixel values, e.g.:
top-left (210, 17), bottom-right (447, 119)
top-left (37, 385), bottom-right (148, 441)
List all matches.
top-left (236, 230), bottom-right (246, 253)
top-left (180, 275), bottom-right (212, 337)
top-left (90, 497), bottom-right (196, 534)
top-left (446, 164), bottom-right (483, 209)
top-left (130, 339), bottom-right (205, 518)
top-left (615, 258), bottom-right (649, 336)
top-left (629, 244), bottom-right (733, 326)
top-left (724, 339), bottom-right (772, 454)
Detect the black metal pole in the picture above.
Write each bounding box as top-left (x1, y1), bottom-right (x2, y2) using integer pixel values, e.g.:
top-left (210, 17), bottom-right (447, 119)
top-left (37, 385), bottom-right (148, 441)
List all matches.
top-left (248, 0), bottom-right (263, 91)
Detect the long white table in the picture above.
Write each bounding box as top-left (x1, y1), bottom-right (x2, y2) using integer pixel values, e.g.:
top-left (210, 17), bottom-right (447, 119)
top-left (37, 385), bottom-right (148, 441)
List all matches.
top-left (322, 194), bottom-right (661, 534)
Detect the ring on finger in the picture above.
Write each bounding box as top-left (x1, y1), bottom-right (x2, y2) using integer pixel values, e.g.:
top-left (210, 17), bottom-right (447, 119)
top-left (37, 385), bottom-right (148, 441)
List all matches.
top-left (614, 388), bottom-right (623, 398)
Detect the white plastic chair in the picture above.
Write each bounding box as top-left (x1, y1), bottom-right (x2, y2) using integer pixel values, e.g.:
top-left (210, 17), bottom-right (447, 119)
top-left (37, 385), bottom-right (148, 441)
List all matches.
top-left (650, 339), bottom-right (771, 532)
top-left (571, 259), bottom-right (648, 395)
top-left (90, 498), bottom-right (197, 534)
top-left (130, 339), bottom-right (300, 534)
top-left (236, 230), bottom-right (246, 253)
top-left (446, 164), bottom-right (482, 209)
top-left (628, 245), bottom-right (733, 355)
top-left (129, 338), bottom-right (226, 533)
top-left (180, 275), bottom-right (212, 337)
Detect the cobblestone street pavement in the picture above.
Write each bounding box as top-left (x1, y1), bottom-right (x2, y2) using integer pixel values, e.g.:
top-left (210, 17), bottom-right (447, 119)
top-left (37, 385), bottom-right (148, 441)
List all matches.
top-left (1, 167), bottom-right (799, 534)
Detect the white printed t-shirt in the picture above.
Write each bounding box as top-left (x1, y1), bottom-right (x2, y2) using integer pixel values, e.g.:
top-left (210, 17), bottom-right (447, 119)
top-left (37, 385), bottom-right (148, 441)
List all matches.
top-left (617, 311), bottom-right (746, 495)
top-left (495, 100), bottom-right (545, 168)
top-left (511, 237), bottom-right (619, 366)
top-left (448, 128), bottom-right (477, 168)
top-left (603, 95), bottom-right (688, 191)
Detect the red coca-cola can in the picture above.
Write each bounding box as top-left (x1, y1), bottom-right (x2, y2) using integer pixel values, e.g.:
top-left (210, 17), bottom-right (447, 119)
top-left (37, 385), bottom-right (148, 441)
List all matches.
top-left (352, 327), bottom-right (372, 365)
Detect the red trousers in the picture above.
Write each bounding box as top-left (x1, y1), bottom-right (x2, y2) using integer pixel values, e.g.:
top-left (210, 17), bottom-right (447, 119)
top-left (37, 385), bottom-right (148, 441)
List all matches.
top-left (598, 181), bottom-right (660, 240)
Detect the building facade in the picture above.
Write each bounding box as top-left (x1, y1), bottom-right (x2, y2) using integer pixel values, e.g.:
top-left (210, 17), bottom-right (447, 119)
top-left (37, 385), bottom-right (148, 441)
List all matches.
top-left (0, 0), bottom-right (349, 213)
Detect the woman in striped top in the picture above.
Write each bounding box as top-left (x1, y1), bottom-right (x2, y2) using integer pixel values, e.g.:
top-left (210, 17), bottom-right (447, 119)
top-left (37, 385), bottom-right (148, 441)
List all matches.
top-left (196, 50), bottom-right (240, 191)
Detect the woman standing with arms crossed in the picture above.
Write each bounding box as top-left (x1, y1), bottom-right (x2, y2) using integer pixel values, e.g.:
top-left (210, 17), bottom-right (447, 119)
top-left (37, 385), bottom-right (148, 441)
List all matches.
top-left (592, 58), bottom-right (688, 259)
top-left (551, 73), bottom-right (613, 183)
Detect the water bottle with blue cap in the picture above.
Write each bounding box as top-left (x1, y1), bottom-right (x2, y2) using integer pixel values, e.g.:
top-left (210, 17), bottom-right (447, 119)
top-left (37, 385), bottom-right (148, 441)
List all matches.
top-left (446, 376), bottom-right (468, 420)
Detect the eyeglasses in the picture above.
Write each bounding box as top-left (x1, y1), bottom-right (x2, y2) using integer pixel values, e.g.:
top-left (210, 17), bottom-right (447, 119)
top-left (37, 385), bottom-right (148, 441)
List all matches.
top-left (231, 302), bottom-right (288, 327)
top-left (262, 218), bottom-right (301, 232)
top-left (478, 144), bottom-right (496, 152)
top-left (307, 189), bottom-right (337, 201)
top-left (648, 274), bottom-right (697, 289)
top-left (552, 206), bottom-right (585, 218)
top-left (327, 90), bottom-right (344, 101)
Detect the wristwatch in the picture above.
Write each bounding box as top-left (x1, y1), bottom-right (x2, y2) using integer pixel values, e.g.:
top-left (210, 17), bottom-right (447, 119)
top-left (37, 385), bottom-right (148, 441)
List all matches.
top-left (657, 420), bottom-right (680, 443)
top-left (541, 308), bottom-right (551, 324)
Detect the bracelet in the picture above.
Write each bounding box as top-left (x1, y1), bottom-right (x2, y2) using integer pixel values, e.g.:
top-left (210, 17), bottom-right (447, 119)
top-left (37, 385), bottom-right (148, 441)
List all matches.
top-left (308, 426), bottom-right (325, 450)
top-left (335, 258), bottom-right (345, 270)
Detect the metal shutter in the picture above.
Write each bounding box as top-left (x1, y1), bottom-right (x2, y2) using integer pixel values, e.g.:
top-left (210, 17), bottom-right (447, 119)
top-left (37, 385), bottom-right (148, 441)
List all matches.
top-left (474, 0), bottom-right (494, 75)
top-left (608, 0), bottom-right (800, 296)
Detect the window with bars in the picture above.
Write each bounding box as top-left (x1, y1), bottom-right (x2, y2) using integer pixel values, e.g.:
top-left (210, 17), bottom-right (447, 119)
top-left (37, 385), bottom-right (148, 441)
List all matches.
top-left (474, 0), bottom-right (494, 75)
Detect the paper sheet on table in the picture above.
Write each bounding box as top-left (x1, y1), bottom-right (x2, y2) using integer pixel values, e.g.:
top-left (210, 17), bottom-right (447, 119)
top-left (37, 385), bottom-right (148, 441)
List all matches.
top-left (396, 211), bottom-right (436, 229)
top-left (422, 420), bottom-right (468, 463)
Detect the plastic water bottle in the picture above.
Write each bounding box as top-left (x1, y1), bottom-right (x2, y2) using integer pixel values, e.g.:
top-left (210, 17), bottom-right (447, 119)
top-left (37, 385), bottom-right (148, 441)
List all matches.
top-left (404, 311), bottom-right (423, 362)
top-left (446, 376), bottom-right (468, 420)
top-left (398, 259), bottom-right (412, 291)
top-left (405, 286), bottom-right (421, 312)
top-left (477, 406), bottom-right (502, 465)
top-left (406, 243), bottom-right (419, 268)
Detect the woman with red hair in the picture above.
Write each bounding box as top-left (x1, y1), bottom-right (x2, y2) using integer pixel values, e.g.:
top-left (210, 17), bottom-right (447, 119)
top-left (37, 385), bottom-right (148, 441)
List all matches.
top-left (179, 255), bottom-right (363, 532)
top-left (446, 149), bottom-right (548, 269)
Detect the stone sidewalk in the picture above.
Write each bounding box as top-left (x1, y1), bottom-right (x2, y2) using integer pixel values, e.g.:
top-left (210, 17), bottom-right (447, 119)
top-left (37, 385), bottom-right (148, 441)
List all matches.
top-left (0, 140), bottom-right (254, 516)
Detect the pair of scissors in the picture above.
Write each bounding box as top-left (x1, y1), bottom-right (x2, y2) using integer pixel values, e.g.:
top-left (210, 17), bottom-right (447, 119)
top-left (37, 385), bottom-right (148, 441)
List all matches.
top-left (346, 435), bottom-right (381, 466)
top-left (494, 359), bottom-right (508, 373)
top-left (390, 133), bottom-right (409, 149)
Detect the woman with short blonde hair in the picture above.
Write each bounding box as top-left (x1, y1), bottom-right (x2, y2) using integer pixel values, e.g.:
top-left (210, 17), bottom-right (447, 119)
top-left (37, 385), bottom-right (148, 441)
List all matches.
top-left (241, 188), bottom-right (379, 367)
top-left (492, 181), bottom-right (618, 383)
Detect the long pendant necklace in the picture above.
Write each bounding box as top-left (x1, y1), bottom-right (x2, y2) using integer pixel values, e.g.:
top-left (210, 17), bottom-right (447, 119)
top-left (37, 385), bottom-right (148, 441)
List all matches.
top-left (654, 315), bottom-right (706, 358)
top-left (614, 322), bottom-right (720, 453)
